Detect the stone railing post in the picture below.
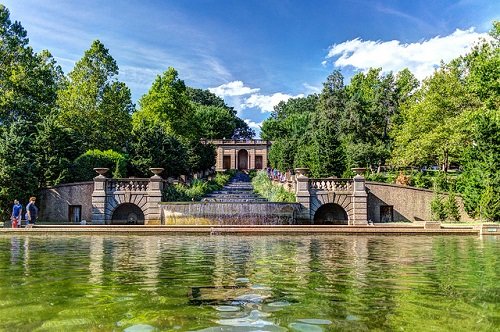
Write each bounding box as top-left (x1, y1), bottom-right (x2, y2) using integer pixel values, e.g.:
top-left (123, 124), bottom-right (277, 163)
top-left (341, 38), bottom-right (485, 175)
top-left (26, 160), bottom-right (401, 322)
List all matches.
top-left (91, 168), bottom-right (109, 224)
top-left (351, 171), bottom-right (368, 225)
top-left (146, 168), bottom-right (164, 225)
top-left (295, 168), bottom-right (312, 222)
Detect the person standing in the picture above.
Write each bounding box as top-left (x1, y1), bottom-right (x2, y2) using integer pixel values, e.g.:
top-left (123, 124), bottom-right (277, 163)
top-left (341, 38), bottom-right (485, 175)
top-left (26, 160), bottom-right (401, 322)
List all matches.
top-left (26, 197), bottom-right (38, 228)
top-left (11, 199), bottom-right (22, 228)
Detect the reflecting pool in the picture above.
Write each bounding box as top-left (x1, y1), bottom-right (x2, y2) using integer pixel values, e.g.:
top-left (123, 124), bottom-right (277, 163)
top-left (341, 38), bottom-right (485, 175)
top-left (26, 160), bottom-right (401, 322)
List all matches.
top-left (0, 235), bottom-right (498, 331)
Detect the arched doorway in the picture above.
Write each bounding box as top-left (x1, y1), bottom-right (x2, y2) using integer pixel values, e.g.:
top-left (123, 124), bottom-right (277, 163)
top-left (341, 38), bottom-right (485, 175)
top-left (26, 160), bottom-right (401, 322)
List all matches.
top-left (313, 203), bottom-right (348, 225)
top-left (111, 203), bottom-right (145, 225)
top-left (238, 149), bottom-right (248, 170)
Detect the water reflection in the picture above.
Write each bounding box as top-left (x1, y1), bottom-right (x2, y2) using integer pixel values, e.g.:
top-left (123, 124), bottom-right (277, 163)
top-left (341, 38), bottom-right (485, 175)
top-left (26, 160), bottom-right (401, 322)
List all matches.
top-left (0, 234), bottom-right (497, 331)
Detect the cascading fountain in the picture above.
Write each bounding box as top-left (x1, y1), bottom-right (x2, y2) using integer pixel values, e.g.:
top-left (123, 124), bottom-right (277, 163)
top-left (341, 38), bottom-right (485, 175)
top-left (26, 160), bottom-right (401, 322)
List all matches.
top-left (161, 172), bottom-right (303, 225)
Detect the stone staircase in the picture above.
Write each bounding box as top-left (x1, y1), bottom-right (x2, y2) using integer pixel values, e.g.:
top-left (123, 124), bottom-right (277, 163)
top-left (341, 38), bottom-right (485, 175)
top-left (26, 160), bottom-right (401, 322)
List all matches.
top-left (202, 172), bottom-right (267, 203)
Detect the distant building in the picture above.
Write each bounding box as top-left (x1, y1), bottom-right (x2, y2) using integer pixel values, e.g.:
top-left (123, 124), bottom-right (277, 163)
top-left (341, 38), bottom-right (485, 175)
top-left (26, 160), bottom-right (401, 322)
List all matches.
top-left (202, 139), bottom-right (271, 171)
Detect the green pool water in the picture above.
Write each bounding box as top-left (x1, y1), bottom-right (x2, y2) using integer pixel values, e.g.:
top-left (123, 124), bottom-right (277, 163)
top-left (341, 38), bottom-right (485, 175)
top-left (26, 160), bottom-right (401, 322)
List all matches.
top-left (0, 234), bottom-right (498, 331)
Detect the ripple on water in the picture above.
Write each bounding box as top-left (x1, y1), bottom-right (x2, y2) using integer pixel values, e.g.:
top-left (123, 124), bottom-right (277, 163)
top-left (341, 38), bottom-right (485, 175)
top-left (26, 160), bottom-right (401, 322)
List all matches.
top-left (123, 324), bottom-right (157, 332)
top-left (215, 305), bottom-right (241, 312)
top-left (289, 322), bottom-right (324, 332)
top-left (296, 319), bottom-right (332, 325)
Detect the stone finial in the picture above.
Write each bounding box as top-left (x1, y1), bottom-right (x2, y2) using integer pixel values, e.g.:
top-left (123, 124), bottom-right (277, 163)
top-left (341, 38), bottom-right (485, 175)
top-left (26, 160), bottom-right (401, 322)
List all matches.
top-left (351, 167), bottom-right (366, 178)
top-left (93, 168), bottom-right (109, 178)
top-left (295, 168), bottom-right (310, 177)
top-left (149, 168), bottom-right (164, 178)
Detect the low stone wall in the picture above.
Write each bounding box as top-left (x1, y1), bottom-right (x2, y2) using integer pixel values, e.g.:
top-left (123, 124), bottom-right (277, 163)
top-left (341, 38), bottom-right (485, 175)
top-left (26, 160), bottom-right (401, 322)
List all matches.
top-left (366, 182), bottom-right (472, 222)
top-left (39, 182), bottom-right (94, 222)
top-left (161, 202), bottom-right (303, 225)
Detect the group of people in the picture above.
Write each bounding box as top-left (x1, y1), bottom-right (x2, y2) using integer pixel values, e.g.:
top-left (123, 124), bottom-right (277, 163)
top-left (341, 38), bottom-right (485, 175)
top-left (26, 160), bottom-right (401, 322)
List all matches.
top-left (267, 167), bottom-right (291, 183)
top-left (10, 197), bottom-right (38, 228)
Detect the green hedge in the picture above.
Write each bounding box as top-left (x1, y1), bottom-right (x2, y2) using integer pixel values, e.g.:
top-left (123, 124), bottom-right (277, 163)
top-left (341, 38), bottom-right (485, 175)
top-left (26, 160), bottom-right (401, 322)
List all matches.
top-left (72, 149), bottom-right (127, 181)
top-left (251, 171), bottom-right (295, 202)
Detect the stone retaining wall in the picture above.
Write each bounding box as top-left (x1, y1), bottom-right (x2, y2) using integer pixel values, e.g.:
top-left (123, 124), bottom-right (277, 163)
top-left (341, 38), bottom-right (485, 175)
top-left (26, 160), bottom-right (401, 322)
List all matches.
top-left (39, 182), bottom-right (94, 222)
top-left (366, 182), bottom-right (472, 222)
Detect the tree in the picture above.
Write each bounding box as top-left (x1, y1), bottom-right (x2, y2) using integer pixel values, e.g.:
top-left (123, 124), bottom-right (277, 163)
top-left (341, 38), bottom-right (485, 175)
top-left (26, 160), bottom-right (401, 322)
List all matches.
top-left (262, 95), bottom-right (318, 171)
top-left (309, 70), bottom-right (346, 176)
top-left (0, 5), bottom-right (63, 128)
top-left (187, 87), bottom-right (254, 139)
top-left (0, 120), bottom-right (38, 219)
top-left (34, 114), bottom-right (80, 187)
top-left (193, 104), bottom-right (236, 139)
top-left (391, 62), bottom-right (481, 171)
top-left (458, 109), bottom-right (500, 220)
top-left (128, 120), bottom-right (188, 178)
top-left (133, 67), bottom-right (194, 140)
top-left (57, 40), bottom-right (133, 153)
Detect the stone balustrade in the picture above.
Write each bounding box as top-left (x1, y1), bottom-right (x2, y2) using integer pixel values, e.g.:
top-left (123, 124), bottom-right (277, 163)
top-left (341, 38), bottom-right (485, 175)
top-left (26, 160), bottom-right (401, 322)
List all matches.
top-left (106, 179), bottom-right (150, 192)
top-left (308, 178), bottom-right (353, 192)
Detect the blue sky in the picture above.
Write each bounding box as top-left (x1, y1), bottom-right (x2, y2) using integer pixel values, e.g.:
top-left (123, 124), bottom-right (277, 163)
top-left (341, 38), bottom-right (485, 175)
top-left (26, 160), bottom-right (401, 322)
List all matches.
top-left (3, 0), bottom-right (498, 136)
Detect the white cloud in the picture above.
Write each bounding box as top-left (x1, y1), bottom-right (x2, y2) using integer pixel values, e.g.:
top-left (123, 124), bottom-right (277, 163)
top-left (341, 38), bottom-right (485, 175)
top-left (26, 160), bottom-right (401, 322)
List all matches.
top-left (325, 28), bottom-right (489, 80)
top-left (209, 81), bottom-right (260, 97)
top-left (244, 119), bottom-right (263, 130)
top-left (241, 92), bottom-right (304, 113)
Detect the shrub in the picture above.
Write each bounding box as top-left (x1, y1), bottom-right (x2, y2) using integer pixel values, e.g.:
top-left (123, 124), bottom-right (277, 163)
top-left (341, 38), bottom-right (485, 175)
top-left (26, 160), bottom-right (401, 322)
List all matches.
top-left (162, 171), bottom-right (232, 202)
top-left (410, 171), bottom-right (433, 189)
top-left (72, 149), bottom-right (127, 181)
top-left (445, 191), bottom-right (461, 222)
top-left (252, 171), bottom-right (295, 202)
top-left (431, 194), bottom-right (447, 221)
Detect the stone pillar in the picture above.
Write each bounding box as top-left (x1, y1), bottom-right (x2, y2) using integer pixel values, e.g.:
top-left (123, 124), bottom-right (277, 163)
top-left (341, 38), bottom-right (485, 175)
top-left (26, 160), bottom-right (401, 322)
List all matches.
top-left (249, 149), bottom-right (255, 169)
top-left (233, 149), bottom-right (237, 169)
top-left (295, 168), bottom-right (312, 222)
top-left (216, 147), bottom-right (224, 171)
top-left (146, 171), bottom-right (163, 225)
top-left (351, 174), bottom-right (368, 225)
top-left (91, 169), bottom-right (108, 225)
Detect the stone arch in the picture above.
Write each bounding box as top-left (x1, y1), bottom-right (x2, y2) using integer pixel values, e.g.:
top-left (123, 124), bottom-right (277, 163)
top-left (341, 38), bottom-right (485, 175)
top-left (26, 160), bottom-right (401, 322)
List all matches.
top-left (238, 149), bottom-right (248, 170)
top-left (104, 192), bottom-right (148, 224)
top-left (309, 192), bottom-right (353, 224)
top-left (111, 203), bottom-right (145, 225)
top-left (313, 203), bottom-right (348, 225)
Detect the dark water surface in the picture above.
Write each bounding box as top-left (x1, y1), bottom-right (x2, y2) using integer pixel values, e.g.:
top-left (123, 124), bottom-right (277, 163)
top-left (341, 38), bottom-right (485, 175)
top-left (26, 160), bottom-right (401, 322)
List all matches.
top-left (0, 235), bottom-right (498, 331)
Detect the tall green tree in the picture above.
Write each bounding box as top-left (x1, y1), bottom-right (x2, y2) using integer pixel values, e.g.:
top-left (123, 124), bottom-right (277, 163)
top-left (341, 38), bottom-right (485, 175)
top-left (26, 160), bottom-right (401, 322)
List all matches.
top-left (0, 5), bottom-right (63, 127)
top-left (57, 40), bottom-right (133, 153)
top-left (34, 114), bottom-right (80, 187)
top-left (128, 120), bottom-right (188, 178)
top-left (0, 120), bottom-right (38, 218)
top-left (391, 61), bottom-right (481, 171)
top-left (187, 87), bottom-right (254, 139)
top-left (262, 95), bottom-right (318, 171)
top-left (133, 67), bottom-right (194, 140)
top-left (307, 70), bottom-right (346, 176)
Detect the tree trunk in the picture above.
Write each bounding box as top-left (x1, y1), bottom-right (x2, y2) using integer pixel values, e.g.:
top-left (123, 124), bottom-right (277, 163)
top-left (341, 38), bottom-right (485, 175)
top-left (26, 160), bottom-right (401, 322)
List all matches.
top-left (442, 150), bottom-right (449, 173)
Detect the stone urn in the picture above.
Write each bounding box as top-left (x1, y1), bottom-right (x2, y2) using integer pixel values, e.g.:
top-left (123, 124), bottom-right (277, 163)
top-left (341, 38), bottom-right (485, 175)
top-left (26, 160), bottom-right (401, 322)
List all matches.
top-left (351, 167), bottom-right (367, 177)
top-left (295, 168), bottom-right (310, 177)
top-left (93, 167), bottom-right (109, 178)
top-left (149, 167), bottom-right (164, 177)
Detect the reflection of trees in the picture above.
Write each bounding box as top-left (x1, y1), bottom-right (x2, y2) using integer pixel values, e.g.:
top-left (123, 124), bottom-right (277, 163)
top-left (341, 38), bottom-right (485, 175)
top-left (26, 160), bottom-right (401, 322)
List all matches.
top-left (0, 234), bottom-right (497, 330)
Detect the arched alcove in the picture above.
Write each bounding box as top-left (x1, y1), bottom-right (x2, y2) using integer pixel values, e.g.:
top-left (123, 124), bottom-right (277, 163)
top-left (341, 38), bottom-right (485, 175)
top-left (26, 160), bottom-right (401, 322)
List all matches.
top-left (238, 149), bottom-right (248, 170)
top-left (111, 203), bottom-right (145, 225)
top-left (313, 203), bottom-right (348, 225)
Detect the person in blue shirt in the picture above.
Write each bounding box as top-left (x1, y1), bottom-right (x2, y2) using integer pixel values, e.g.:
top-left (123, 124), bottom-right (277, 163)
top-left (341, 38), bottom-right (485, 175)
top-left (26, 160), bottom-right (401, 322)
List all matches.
top-left (26, 197), bottom-right (38, 228)
top-left (11, 199), bottom-right (22, 228)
